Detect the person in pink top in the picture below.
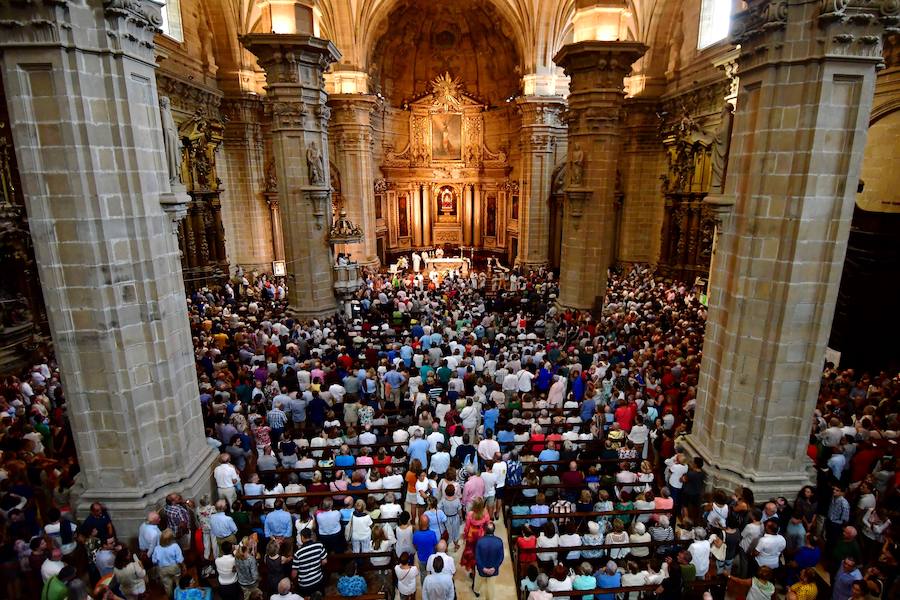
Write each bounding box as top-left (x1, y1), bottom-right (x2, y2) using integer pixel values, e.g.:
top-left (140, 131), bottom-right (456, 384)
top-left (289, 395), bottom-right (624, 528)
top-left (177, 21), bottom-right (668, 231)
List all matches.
top-left (653, 487), bottom-right (674, 522)
top-left (462, 466), bottom-right (485, 510)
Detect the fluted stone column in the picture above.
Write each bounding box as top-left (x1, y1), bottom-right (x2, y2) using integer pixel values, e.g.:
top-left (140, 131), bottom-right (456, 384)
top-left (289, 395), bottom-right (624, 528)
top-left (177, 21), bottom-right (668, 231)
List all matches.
top-left (0, 0), bottom-right (216, 536)
top-left (515, 96), bottom-right (567, 268)
top-left (554, 41), bottom-right (647, 310)
top-left (241, 34), bottom-right (340, 318)
top-left (686, 0), bottom-right (897, 498)
top-left (328, 94), bottom-right (379, 266)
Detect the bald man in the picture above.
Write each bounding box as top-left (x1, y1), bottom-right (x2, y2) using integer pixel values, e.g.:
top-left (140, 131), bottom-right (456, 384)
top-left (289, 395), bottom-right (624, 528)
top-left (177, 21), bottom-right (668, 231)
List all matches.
top-left (138, 511), bottom-right (161, 559)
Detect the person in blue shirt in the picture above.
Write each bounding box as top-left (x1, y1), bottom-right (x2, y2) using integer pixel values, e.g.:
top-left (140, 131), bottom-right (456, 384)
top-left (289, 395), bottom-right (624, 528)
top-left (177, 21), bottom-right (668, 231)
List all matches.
top-left (581, 396), bottom-right (597, 422)
top-left (497, 426), bottom-right (515, 453)
top-left (474, 522), bottom-right (504, 599)
top-left (595, 560), bottom-right (622, 600)
top-left (264, 499), bottom-right (293, 539)
top-left (409, 431), bottom-right (430, 470)
top-left (538, 441), bottom-right (560, 464)
top-left (483, 402), bottom-right (499, 434)
top-left (209, 501), bottom-right (238, 549)
top-left (413, 516), bottom-right (438, 580)
top-left (335, 446), bottom-right (356, 469)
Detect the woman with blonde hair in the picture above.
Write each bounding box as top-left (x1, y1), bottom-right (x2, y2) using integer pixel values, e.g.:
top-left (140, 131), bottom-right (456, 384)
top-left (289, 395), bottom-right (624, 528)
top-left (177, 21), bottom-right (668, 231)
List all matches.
top-left (151, 528), bottom-right (183, 597)
top-left (348, 498), bottom-right (374, 553)
top-left (460, 497), bottom-right (490, 572)
top-left (371, 524), bottom-right (395, 593)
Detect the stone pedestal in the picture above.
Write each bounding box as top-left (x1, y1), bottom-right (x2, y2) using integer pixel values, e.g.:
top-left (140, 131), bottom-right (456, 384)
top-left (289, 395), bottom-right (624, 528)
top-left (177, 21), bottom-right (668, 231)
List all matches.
top-left (685, 0), bottom-right (896, 499)
top-left (515, 96), bottom-right (566, 268)
top-left (0, 0), bottom-right (216, 538)
top-left (553, 41), bottom-right (647, 310)
top-left (328, 94), bottom-right (379, 267)
top-left (240, 34), bottom-right (341, 319)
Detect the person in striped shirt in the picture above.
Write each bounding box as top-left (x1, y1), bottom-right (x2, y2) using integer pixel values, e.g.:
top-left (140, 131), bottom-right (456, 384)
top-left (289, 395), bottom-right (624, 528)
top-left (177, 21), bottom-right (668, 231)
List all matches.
top-left (291, 528), bottom-right (327, 597)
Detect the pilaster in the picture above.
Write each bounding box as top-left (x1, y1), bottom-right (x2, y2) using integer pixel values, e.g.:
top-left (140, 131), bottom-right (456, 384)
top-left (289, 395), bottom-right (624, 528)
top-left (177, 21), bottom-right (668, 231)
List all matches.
top-left (0, 0), bottom-right (216, 537)
top-left (515, 96), bottom-right (567, 268)
top-left (686, 0), bottom-right (899, 498)
top-left (240, 33), bottom-right (341, 318)
top-left (328, 94), bottom-right (379, 267)
top-left (553, 40), bottom-right (647, 310)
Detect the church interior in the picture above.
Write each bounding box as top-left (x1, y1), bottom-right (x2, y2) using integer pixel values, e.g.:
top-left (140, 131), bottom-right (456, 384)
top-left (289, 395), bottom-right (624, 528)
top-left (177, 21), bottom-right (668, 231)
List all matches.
top-left (1, 0), bottom-right (899, 599)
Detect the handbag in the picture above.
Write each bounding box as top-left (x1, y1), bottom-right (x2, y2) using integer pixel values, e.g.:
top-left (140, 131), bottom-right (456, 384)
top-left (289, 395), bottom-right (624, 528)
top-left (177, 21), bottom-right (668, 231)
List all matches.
top-left (344, 515), bottom-right (354, 542)
top-left (434, 509), bottom-right (449, 542)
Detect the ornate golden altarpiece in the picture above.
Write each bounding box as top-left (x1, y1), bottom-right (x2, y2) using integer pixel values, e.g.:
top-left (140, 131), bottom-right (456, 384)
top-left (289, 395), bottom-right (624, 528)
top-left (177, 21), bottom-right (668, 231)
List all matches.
top-left (378, 73), bottom-right (512, 254)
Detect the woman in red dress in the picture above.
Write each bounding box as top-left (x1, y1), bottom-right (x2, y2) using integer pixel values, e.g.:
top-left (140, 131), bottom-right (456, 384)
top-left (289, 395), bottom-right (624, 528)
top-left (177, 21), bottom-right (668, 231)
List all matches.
top-left (460, 497), bottom-right (491, 572)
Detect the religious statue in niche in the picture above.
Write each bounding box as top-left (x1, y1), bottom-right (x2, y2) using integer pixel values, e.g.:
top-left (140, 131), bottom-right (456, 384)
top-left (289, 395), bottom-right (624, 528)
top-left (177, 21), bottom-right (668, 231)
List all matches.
top-left (159, 96), bottom-right (182, 185)
top-left (398, 193), bottom-right (409, 238)
top-left (306, 142), bottom-right (325, 185)
top-left (437, 185), bottom-right (457, 221)
top-left (485, 193), bottom-right (497, 237)
top-left (431, 113), bottom-right (462, 161)
top-left (511, 194), bottom-right (519, 221)
top-left (709, 103), bottom-right (735, 194)
top-left (569, 143), bottom-right (584, 186)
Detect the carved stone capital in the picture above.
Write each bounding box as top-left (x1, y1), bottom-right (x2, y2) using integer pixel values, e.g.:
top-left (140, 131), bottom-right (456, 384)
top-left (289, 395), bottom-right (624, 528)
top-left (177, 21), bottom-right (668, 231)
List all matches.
top-left (516, 96), bottom-right (567, 128)
top-left (553, 41), bottom-right (648, 91)
top-left (240, 34), bottom-right (341, 87)
top-left (731, 1), bottom-right (788, 44)
top-left (818, 0), bottom-right (900, 61)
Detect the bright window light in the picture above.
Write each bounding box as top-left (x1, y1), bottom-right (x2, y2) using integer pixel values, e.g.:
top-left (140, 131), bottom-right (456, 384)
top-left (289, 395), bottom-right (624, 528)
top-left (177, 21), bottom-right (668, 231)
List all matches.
top-left (698, 0), bottom-right (732, 50)
top-left (160, 0), bottom-right (184, 43)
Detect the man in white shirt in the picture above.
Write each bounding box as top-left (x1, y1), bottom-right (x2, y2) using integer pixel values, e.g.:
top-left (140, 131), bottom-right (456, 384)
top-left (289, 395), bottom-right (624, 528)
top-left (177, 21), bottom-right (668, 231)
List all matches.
top-left (213, 454), bottom-right (240, 506)
top-left (41, 549), bottom-right (65, 582)
top-left (477, 432), bottom-right (500, 464)
top-left (516, 368), bottom-right (534, 394)
top-left (426, 540), bottom-right (457, 574)
top-left (380, 492), bottom-right (402, 533)
top-left (359, 425), bottom-right (377, 446)
top-left (754, 521), bottom-right (786, 569)
top-left (431, 444), bottom-right (451, 476)
top-left (392, 428), bottom-right (410, 449)
top-left (501, 370), bottom-right (518, 402)
top-left (687, 527), bottom-right (711, 577)
top-left (664, 454), bottom-right (688, 506)
top-left (382, 467), bottom-right (404, 496)
top-left (427, 428), bottom-right (445, 454)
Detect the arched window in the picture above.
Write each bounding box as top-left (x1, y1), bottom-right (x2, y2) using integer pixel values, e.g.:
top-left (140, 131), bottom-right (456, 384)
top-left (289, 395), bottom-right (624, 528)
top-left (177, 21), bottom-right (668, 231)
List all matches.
top-left (160, 0), bottom-right (184, 43)
top-left (698, 0), bottom-right (732, 50)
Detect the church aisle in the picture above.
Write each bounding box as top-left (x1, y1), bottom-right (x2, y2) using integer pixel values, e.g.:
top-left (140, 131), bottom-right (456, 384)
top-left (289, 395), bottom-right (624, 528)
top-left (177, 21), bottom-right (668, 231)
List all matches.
top-left (444, 517), bottom-right (517, 600)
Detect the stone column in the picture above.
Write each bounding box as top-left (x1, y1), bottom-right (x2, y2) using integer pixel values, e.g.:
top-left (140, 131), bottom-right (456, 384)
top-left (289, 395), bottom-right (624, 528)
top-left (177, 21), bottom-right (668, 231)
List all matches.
top-left (515, 96), bottom-right (566, 268)
top-left (618, 99), bottom-right (667, 263)
top-left (265, 194), bottom-right (286, 262)
top-left (220, 96), bottom-right (273, 272)
top-left (241, 34), bottom-right (340, 318)
top-left (0, 0), bottom-right (216, 535)
top-left (328, 94), bottom-right (379, 266)
top-left (553, 41), bottom-right (647, 310)
top-left (422, 183), bottom-right (433, 247)
top-left (685, 0), bottom-right (897, 498)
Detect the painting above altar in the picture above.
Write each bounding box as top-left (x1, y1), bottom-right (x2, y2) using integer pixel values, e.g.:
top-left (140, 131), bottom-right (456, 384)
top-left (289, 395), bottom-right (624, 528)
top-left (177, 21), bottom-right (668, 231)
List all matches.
top-left (431, 113), bottom-right (462, 161)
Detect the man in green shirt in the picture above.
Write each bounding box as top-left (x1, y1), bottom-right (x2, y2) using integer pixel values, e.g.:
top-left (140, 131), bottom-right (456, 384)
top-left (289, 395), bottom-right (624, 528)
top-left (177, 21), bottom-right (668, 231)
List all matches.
top-left (42, 566), bottom-right (75, 600)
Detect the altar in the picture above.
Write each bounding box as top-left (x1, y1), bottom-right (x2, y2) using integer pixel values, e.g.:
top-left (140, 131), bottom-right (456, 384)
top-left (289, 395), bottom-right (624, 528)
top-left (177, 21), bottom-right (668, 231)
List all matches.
top-left (424, 256), bottom-right (470, 274)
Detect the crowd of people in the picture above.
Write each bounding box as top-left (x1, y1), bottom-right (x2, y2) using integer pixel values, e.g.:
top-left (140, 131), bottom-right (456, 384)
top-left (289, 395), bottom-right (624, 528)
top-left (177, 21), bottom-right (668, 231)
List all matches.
top-left (0, 258), bottom-right (894, 600)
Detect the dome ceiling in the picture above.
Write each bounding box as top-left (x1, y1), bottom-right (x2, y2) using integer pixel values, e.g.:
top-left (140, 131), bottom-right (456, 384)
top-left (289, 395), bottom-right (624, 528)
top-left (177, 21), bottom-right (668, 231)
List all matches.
top-left (369, 0), bottom-right (523, 107)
